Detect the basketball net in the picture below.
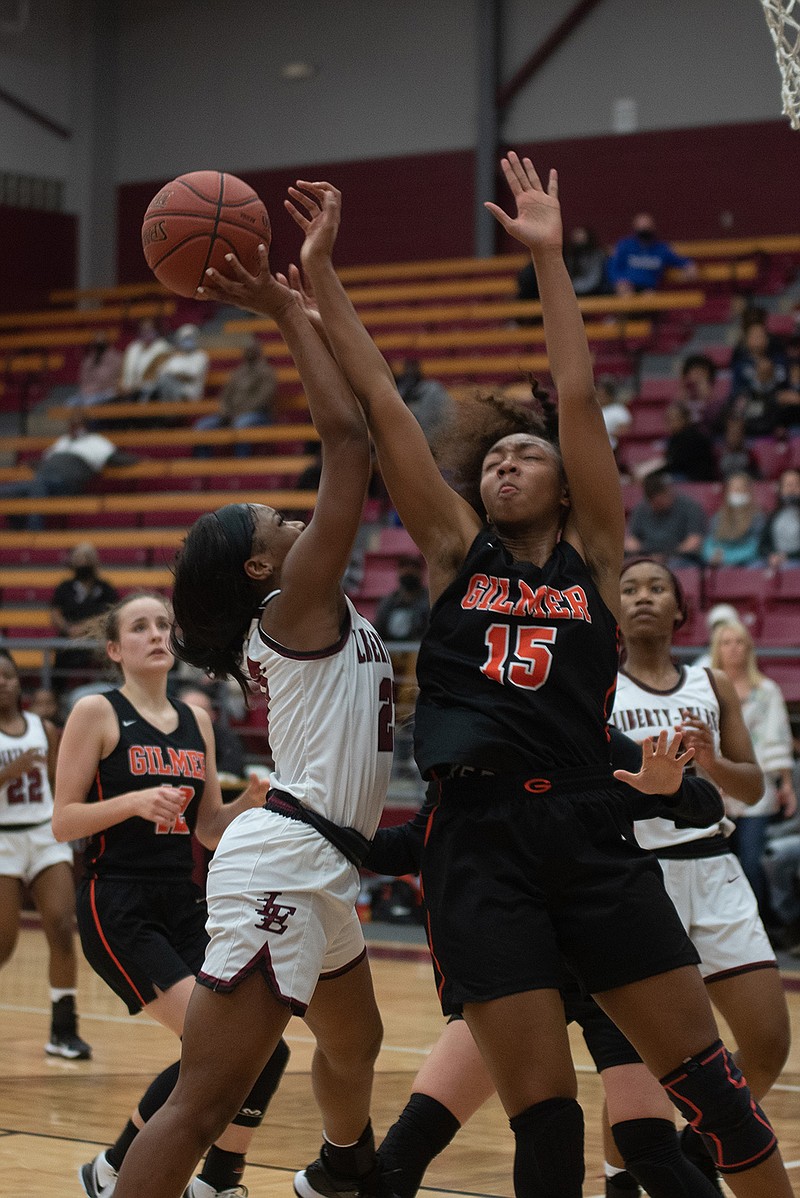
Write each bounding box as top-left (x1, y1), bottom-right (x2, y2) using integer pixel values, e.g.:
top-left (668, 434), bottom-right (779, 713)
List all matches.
top-left (761, 0), bottom-right (800, 128)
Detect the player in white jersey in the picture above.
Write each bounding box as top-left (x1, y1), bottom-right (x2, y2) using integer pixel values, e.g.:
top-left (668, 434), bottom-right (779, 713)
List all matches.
top-left (0, 649), bottom-right (91, 1059)
top-left (114, 235), bottom-right (393, 1198)
top-left (608, 559), bottom-right (790, 1191)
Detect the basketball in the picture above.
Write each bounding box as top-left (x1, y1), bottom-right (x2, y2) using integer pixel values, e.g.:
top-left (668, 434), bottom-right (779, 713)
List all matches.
top-left (141, 171), bottom-right (271, 298)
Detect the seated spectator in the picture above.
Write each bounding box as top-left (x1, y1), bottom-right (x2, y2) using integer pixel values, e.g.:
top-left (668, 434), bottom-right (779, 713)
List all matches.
top-left (372, 558), bottom-right (430, 643)
top-left (175, 684), bottom-right (246, 780)
top-left (0, 419), bottom-right (138, 530)
top-left (393, 357), bottom-right (453, 444)
top-left (194, 335), bottom-right (277, 458)
top-left (702, 472), bottom-right (766, 566)
top-left (692, 602), bottom-right (741, 670)
top-left (774, 358), bottom-right (800, 432)
top-left (663, 401), bottom-right (718, 481)
top-left (66, 333), bottom-right (123, 409)
top-left (28, 686), bottom-right (62, 728)
top-left (729, 353), bottom-right (784, 438)
top-left (759, 466), bottom-right (800, 568)
top-left (762, 811), bottom-right (800, 952)
top-left (729, 319), bottom-right (788, 401)
top-left (49, 543), bottom-right (118, 691)
top-left (116, 317), bottom-right (173, 401)
top-left (517, 225), bottom-right (607, 301)
top-left (606, 212), bottom-right (696, 295)
top-left (597, 376), bottom-right (631, 450)
top-left (717, 414), bottom-right (760, 479)
top-left (624, 470), bottom-right (707, 565)
top-left (153, 324), bottom-right (208, 401)
top-left (676, 353), bottom-right (720, 430)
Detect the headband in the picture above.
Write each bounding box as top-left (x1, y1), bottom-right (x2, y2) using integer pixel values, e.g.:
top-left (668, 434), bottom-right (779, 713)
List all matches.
top-left (213, 503), bottom-right (254, 560)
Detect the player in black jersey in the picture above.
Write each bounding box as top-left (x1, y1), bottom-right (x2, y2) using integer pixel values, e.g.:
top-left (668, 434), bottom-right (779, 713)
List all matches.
top-left (278, 164), bottom-right (793, 1197)
top-left (53, 592), bottom-right (288, 1198)
top-left (369, 729), bottom-right (733, 1198)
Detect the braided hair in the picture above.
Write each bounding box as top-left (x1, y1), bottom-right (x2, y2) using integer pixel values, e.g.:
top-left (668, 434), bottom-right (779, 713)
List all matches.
top-left (433, 379), bottom-right (561, 516)
top-left (170, 509), bottom-right (262, 701)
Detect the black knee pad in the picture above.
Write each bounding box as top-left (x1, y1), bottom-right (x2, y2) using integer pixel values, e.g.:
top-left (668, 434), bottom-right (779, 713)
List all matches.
top-left (613, 1117), bottom-right (720, 1197)
top-left (510, 1097), bottom-right (584, 1198)
top-left (138, 1060), bottom-right (181, 1123)
top-left (660, 1040), bottom-right (777, 1175)
top-left (232, 1037), bottom-right (290, 1128)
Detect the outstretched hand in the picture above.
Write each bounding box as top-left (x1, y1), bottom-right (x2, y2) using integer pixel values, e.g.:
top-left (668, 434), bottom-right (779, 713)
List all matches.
top-left (613, 729), bottom-right (695, 795)
top-left (196, 243), bottom-right (295, 319)
top-left (484, 151), bottom-right (562, 253)
top-left (284, 181), bottom-right (342, 268)
top-left (275, 263), bottom-right (330, 346)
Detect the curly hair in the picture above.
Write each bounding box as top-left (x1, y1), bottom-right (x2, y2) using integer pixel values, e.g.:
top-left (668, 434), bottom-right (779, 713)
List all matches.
top-left (432, 379), bottom-right (561, 516)
top-left (170, 510), bottom-right (262, 701)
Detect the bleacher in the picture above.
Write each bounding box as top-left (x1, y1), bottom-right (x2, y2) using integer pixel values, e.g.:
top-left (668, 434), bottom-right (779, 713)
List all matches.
top-left (2, 232), bottom-right (800, 750)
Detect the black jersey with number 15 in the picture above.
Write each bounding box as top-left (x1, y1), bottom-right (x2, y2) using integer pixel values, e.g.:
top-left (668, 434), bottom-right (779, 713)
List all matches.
top-left (83, 689), bottom-right (206, 882)
top-left (414, 529), bottom-right (620, 777)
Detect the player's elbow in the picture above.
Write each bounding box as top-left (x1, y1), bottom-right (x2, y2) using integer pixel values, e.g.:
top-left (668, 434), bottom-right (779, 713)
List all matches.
top-left (50, 810), bottom-right (70, 842)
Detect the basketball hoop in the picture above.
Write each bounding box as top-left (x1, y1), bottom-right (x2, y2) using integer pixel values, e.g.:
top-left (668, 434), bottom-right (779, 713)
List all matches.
top-left (760, 0), bottom-right (800, 128)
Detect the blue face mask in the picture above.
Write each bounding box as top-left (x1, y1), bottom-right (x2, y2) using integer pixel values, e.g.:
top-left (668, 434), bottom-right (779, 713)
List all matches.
top-left (179, 337), bottom-right (198, 352)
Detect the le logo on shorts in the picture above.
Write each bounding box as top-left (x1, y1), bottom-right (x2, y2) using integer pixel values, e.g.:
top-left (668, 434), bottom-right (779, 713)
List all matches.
top-left (255, 891), bottom-right (297, 935)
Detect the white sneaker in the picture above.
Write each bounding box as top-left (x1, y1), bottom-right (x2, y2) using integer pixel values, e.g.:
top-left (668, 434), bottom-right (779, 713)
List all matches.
top-left (78, 1152), bottom-right (118, 1198)
top-left (183, 1178), bottom-right (248, 1198)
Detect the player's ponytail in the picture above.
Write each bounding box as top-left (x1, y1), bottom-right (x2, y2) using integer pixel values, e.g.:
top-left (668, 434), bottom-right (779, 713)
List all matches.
top-left (171, 510), bottom-right (261, 701)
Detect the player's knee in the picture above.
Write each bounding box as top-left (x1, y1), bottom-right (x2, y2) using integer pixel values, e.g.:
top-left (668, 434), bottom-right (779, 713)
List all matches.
top-left (510, 1097), bottom-right (584, 1198)
top-left (43, 910), bottom-right (75, 953)
top-left (232, 1038), bottom-right (290, 1128)
top-left (660, 1039), bottom-right (778, 1174)
top-left (750, 1016), bottom-right (791, 1082)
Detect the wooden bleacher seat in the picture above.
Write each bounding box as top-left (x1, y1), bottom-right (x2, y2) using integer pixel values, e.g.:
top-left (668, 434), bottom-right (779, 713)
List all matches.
top-left (2, 422), bottom-right (319, 456)
top-left (0, 488), bottom-right (318, 521)
top-left (49, 281), bottom-right (171, 305)
top-left (0, 328), bottom-right (122, 352)
top-left (0, 455), bottom-right (316, 487)
top-left (1, 353), bottom-right (65, 375)
top-left (0, 609), bottom-right (55, 631)
top-left (225, 291), bottom-right (706, 336)
top-left (0, 566), bottom-right (173, 591)
top-left (0, 301), bottom-right (175, 331)
top-left (6, 648), bottom-right (45, 670)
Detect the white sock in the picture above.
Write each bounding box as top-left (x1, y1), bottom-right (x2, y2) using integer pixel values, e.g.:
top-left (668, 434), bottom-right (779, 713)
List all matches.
top-left (322, 1131), bottom-right (359, 1149)
top-left (605, 1161), bottom-right (627, 1178)
top-left (50, 987), bottom-right (76, 1004)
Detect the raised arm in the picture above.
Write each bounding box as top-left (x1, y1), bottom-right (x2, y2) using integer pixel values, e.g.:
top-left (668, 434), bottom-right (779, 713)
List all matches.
top-left (486, 154), bottom-right (625, 614)
top-left (199, 244), bottom-right (371, 640)
top-left (285, 183), bottom-right (481, 588)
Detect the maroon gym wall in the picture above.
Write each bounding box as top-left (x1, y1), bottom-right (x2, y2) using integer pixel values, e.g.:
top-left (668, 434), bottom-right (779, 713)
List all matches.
top-left (117, 120), bottom-right (800, 282)
top-left (0, 206), bottom-right (77, 310)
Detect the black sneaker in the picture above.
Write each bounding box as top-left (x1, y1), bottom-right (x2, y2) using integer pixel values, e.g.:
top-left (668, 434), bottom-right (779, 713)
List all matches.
top-left (294, 1158), bottom-right (390, 1198)
top-left (78, 1151), bottom-right (118, 1198)
top-left (46, 1030), bottom-right (92, 1059)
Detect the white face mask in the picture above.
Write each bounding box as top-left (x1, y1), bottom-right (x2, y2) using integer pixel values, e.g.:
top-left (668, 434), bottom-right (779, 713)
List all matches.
top-left (727, 492), bottom-right (750, 508)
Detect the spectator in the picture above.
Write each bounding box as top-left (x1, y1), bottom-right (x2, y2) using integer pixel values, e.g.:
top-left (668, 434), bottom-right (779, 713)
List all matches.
top-left (153, 324), bottom-right (208, 402)
top-left (759, 466), bottom-right (800, 568)
top-left (175, 684), bottom-right (246, 780)
top-left (662, 401), bottom-right (718, 481)
top-left (606, 212), bottom-right (696, 294)
top-left (762, 811), bottom-right (800, 953)
top-left (596, 376), bottom-right (631, 450)
top-left (0, 419), bottom-right (137, 531)
top-left (702, 472), bottom-right (766, 566)
top-left (717, 414), bottom-right (760, 480)
top-left (392, 357), bottom-right (453, 444)
top-left (676, 352), bottom-right (720, 430)
top-left (372, 558), bottom-right (430, 643)
top-left (49, 543), bottom-right (118, 690)
top-left (517, 225), bottom-right (607, 301)
top-left (692, 601), bottom-right (741, 670)
top-left (65, 333), bottom-right (123, 409)
top-left (116, 318), bottom-right (172, 401)
top-left (729, 353), bottom-right (782, 438)
top-left (625, 470), bottom-right (707, 564)
top-left (194, 335), bottom-right (277, 458)
top-left (774, 358), bottom-right (800, 432)
top-left (711, 619), bottom-right (797, 919)
top-left (729, 319), bottom-right (787, 400)
top-left (28, 687), bottom-right (62, 728)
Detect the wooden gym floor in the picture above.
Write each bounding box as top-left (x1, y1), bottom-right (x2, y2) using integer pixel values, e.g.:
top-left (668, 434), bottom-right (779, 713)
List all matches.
top-left (1, 925), bottom-right (798, 1197)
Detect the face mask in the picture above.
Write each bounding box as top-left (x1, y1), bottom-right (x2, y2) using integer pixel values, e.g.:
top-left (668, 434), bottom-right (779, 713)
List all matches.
top-left (781, 495), bottom-right (800, 507)
top-left (399, 573), bottom-right (422, 592)
top-left (73, 565), bottom-right (95, 582)
top-left (636, 228), bottom-right (656, 242)
top-left (727, 492), bottom-right (750, 508)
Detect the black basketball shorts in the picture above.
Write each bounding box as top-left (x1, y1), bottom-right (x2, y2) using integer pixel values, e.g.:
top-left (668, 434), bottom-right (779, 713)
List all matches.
top-left (76, 875), bottom-right (209, 1014)
top-left (420, 775), bottom-right (699, 1016)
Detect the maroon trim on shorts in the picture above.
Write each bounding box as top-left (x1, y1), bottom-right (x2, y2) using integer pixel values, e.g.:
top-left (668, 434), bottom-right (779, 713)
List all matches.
top-left (318, 945), bottom-right (367, 981)
top-left (197, 943), bottom-right (307, 1015)
top-left (704, 960), bottom-right (777, 985)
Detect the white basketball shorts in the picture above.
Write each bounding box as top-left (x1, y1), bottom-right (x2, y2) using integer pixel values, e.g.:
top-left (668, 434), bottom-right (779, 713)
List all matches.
top-left (659, 853), bottom-right (776, 981)
top-left (0, 822), bottom-right (73, 887)
top-left (198, 808), bottom-right (366, 1014)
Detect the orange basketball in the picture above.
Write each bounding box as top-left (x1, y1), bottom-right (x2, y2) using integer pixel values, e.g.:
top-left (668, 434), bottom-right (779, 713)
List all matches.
top-left (141, 171), bottom-right (271, 298)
